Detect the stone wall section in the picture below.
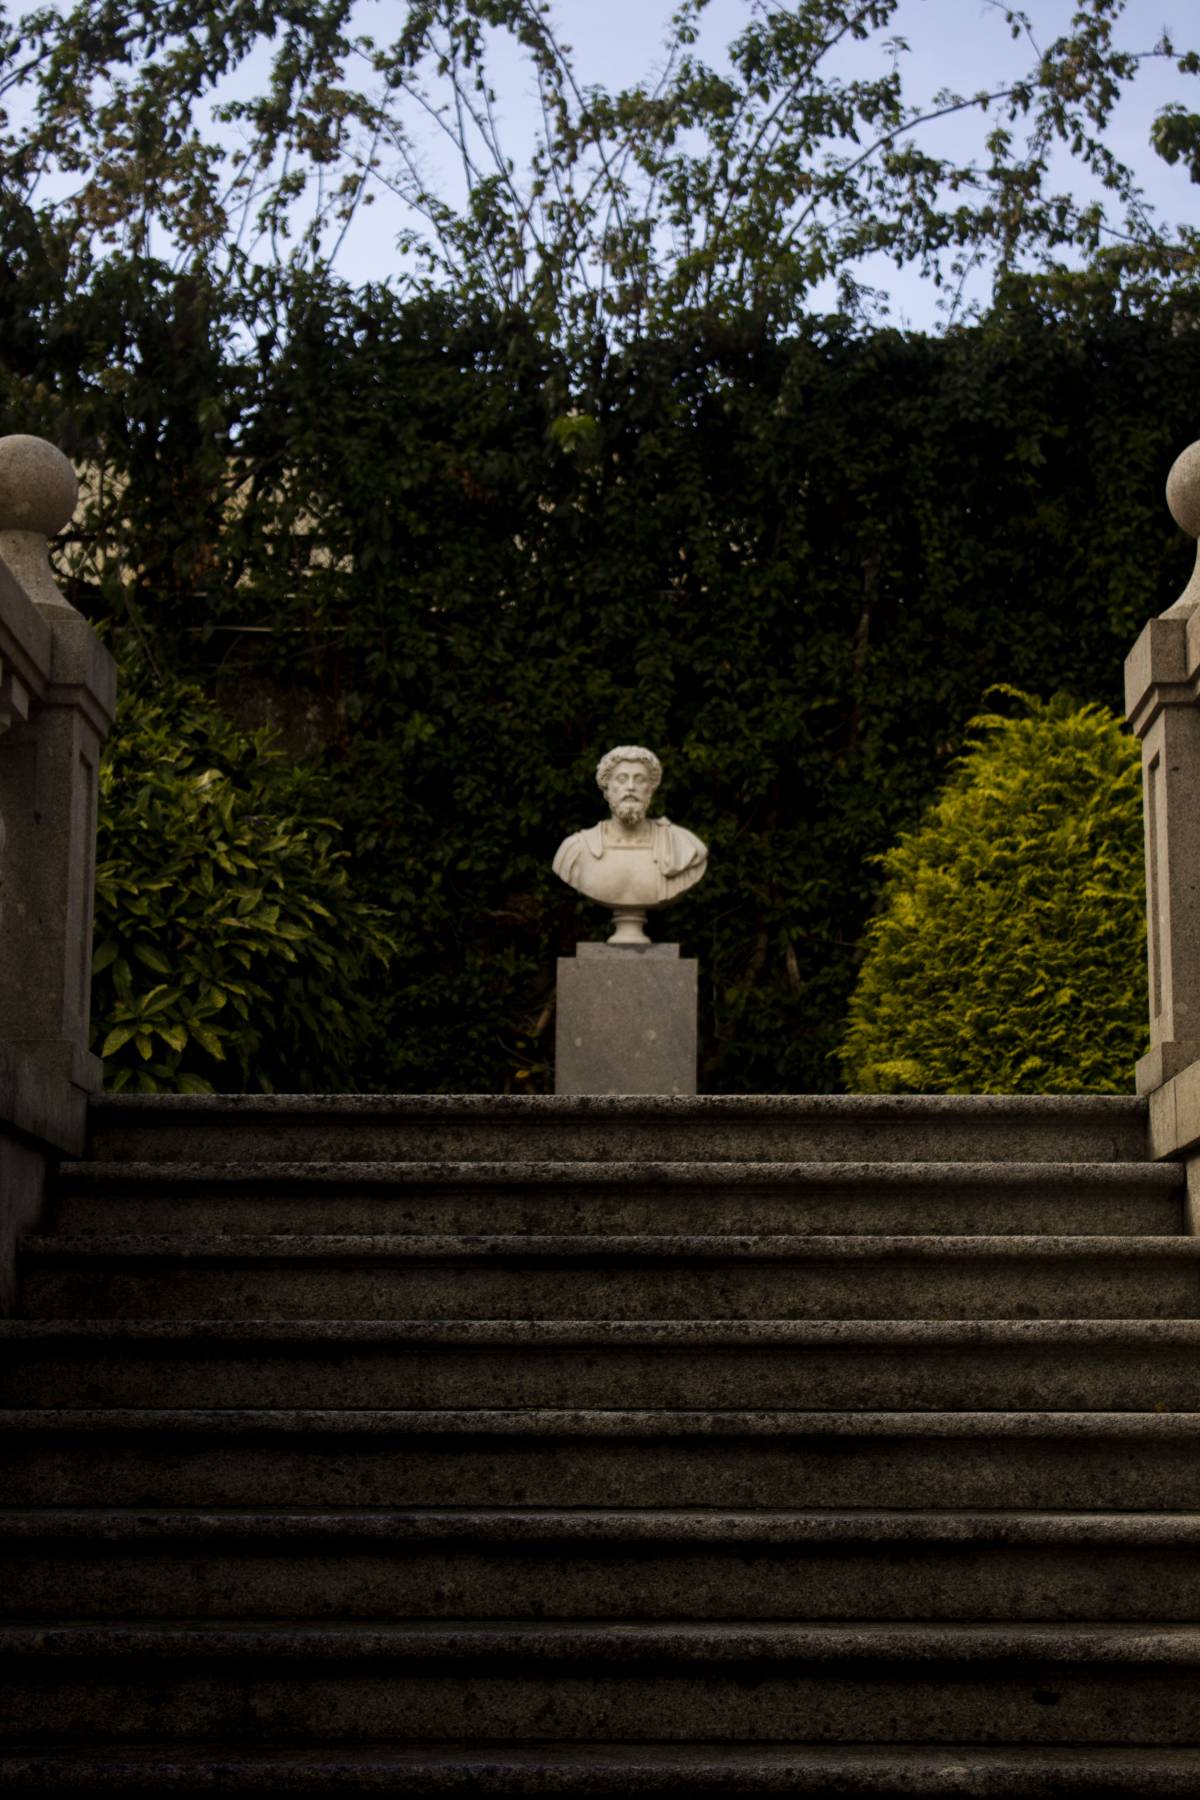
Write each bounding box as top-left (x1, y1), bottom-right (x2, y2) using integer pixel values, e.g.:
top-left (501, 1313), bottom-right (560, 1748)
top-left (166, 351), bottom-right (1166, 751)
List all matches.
top-left (0, 435), bottom-right (115, 1311)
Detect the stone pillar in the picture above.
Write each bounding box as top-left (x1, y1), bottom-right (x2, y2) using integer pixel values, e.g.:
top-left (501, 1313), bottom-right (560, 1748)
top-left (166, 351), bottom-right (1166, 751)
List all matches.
top-left (0, 434), bottom-right (117, 1311)
top-left (555, 943), bottom-right (698, 1096)
top-left (0, 436), bottom-right (116, 1091)
top-left (1126, 442), bottom-right (1200, 1095)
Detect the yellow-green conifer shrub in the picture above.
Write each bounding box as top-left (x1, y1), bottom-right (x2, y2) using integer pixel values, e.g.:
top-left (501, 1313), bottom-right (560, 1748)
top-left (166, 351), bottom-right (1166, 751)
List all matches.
top-left (838, 693), bottom-right (1148, 1094)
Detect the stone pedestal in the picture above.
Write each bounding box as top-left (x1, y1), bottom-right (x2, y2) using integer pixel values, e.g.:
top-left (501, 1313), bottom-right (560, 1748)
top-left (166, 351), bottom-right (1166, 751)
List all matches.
top-left (1126, 609), bottom-right (1200, 1095)
top-left (0, 435), bottom-right (115, 1312)
top-left (0, 611), bottom-right (114, 1090)
top-left (1125, 440), bottom-right (1200, 1097)
top-left (555, 943), bottom-right (698, 1096)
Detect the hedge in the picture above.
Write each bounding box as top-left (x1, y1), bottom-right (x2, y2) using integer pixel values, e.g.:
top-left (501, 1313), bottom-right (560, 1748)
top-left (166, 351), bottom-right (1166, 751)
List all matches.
top-left (838, 692), bottom-right (1147, 1093)
top-left (3, 271), bottom-right (1194, 1089)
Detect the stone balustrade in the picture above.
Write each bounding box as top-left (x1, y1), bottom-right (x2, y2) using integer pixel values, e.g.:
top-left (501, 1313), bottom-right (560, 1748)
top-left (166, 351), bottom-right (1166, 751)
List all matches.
top-left (0, 435), bottom-right (115, 1310)
top-left (1126, 443), bottom-right (1200, 1165)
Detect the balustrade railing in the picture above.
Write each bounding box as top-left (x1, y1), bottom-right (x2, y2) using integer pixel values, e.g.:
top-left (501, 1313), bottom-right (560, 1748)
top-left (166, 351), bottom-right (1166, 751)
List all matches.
top-left (0, 434), bottom-right (115, 1310)
top-left (1125, 444), bottom-right (1200, 1158)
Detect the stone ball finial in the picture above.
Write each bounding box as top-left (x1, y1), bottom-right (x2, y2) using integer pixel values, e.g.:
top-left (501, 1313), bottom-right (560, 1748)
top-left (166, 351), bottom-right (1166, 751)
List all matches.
top-left (1167, 442), bottom-right (1200, 542)
top-left (0, 435), bottom-right (78, 538)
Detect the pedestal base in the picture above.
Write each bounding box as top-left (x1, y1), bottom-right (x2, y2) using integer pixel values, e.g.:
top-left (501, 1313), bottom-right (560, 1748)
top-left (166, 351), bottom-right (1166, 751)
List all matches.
top-left (555, 943), bottom-right (698, 1096)
top-left (1135, 1039), bottom-right (1200, 1096)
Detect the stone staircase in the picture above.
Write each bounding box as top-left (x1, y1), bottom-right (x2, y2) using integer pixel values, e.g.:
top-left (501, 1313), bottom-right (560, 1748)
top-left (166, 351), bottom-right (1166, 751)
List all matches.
top-left (6, 1093), bottom-right (1200, 1792)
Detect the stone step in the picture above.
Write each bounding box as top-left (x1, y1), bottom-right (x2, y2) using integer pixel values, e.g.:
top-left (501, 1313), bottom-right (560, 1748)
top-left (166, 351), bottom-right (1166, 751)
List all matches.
top-left (5, 1508), bottom-right (1200, 1622)
top-left (19, 1232), bottom-right (1200, 1320)
top-left (15, 1090), bottom-right (1182, 1783)
top-left (5, 1409), bottom-right (1200, 1508)
top-left (8, 1318), bottom-right (1200, 1410)
top-left (4, 1741), bottom-right (1200, 1796)
top-left (5, 1621), bottom-right (1200, 1744)
top-left (84, 1094), bottom-right (1149, 1167)
top-left (51, 1160), bottom-right (1184, 1238)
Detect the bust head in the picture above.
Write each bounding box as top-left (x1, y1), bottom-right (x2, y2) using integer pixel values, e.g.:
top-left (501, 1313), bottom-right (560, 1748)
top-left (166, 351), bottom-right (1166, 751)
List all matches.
top-left (553, 740), bottom-right (707, 942)
top-left (595, 745), bottom-right (662, 827)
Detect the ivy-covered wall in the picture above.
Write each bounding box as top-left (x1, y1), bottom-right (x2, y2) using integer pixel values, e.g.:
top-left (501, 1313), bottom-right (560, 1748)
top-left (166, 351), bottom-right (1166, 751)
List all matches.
top-left (5, 275), bottom-right (1197, 1091)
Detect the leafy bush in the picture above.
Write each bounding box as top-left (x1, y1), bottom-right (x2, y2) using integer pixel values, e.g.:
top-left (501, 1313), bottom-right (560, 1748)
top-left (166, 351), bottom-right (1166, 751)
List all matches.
top-left (14, 276), bottom-right (1200, 1092)
top-left (92, 654), bottom-right (394, 1093)
top-left (838, 692), bottom-right (1148, 1094)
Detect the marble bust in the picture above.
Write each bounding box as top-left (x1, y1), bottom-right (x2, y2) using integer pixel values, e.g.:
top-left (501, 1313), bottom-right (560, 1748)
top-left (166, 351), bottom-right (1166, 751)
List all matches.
top-left (553, 745), bottom-right (708, 944)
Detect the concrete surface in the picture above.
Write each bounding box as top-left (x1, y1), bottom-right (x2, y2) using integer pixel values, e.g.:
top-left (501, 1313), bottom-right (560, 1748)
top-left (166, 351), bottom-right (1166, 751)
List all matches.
top-left (555, 949), bottom-right (697, 1095)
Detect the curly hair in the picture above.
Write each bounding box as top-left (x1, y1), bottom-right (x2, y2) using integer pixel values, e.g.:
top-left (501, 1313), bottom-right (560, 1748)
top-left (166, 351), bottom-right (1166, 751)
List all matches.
top-left (595, 745), bottom-right (663, 793)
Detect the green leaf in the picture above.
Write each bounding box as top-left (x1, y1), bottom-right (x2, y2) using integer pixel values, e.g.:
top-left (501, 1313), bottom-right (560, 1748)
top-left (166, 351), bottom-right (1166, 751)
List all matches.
top-left (176, 1071), bottom-right (215, 1094)
top-left (189, 1024), bottom-right (227, 1060)
top-left (133, 942), bottom-right (172, 974)
top-left (140, 985), bottom-right (182, 1015)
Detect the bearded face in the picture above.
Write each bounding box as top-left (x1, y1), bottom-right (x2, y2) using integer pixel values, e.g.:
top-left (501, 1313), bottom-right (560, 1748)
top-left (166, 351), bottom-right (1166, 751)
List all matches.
top-left (604, 760), bottom-right (655, 825)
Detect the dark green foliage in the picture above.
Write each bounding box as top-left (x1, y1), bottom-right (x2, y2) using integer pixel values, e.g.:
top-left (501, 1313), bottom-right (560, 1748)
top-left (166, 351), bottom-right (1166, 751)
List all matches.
top-left (93, 650), bottom-right (393, 1093)
top-left (1, 0), bottom-right (1196, 1095)
top-left (838, 693), bottom-right (1147, 1094)
top-left (5, 268), bottom-right (1194, 1092)
top-left (200, 282), bottom-right (1185, 1093)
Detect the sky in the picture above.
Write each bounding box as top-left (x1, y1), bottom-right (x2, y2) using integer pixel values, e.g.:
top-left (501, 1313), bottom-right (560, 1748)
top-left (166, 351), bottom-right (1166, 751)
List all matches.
top-left (317, 0), bottom-right (1200, 329)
